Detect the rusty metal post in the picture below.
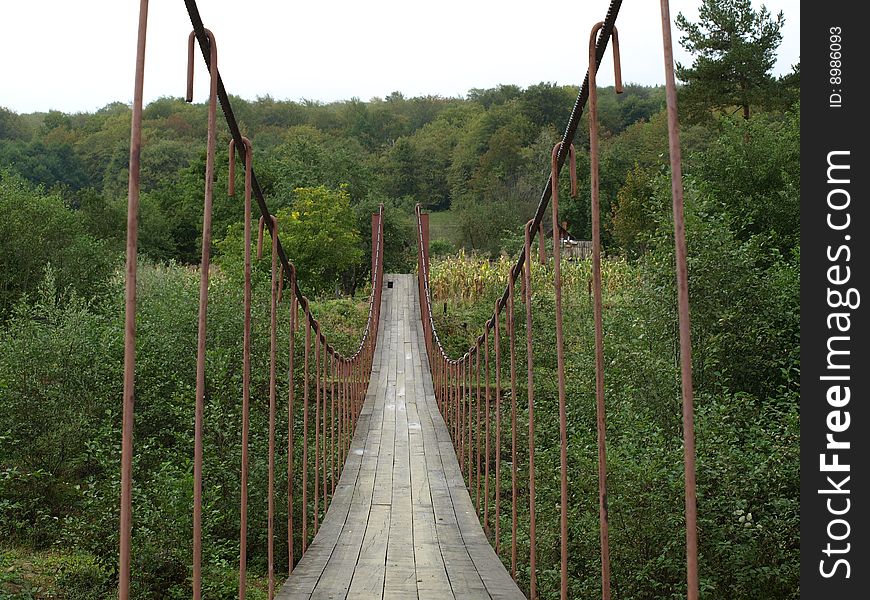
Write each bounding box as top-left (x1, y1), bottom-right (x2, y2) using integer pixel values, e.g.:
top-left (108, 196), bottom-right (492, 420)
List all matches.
top-left (338, 358), bottom-right (344, 470)
top-left (443, 358), bottom-right (448, 424)
top-left (508, 273), bottom-right (518, 580)
top-left (448, 362), bottom-right (454, 448)
top-left (260, 214), bottom-right (280, 600)
top-left (466, 355), bottom-right (473, 484)
top-left (455, 362), bottom-right (461, 452)
top-left (119, 3), bottom-right (149, 598)
top-left (314, 330), bottom-right (321, 536)
top-left (302, 307), bottom-right (310, 553)
top-left (456, 356), bottom-right (465, 473)
top-left (435, 356), bottom-right (447, 423)
top-left (331, 351), bottom-right (336, 495)
top-left (287, 269), bottom-right (297, 574)
top-left (371, 213), bottom-right (379, 283)
top-left (550, 140), bottom-right (577, 600)
top-left (187, 28), bottom-right (218, 600)
top-left (493, 301), bottom-right (502, 553)
top-left (589, 22), bottom-right (621, 599)
top-left (345, 359), bottom-right (350, 453)
top-left (658, 2), bottom-right (699, 597)
top-left (523, 221), bottom-right (538, 599)
top-left (484, 326), bottom-right (491, 532)
top-left (322, 341), bottom-right (328, 511)
top-left (229, 136), bottom-right (253, 599)
top-left (451, 360), bottom-right (456, 446)
top-left (421, 212), bottom-right (430, 281)
top-left (475, 341), bottom-right (482, 514)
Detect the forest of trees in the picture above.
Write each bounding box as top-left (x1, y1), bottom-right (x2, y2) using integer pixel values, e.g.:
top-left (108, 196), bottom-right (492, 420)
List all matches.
top-left (2, 2), bottom-right (800, 597)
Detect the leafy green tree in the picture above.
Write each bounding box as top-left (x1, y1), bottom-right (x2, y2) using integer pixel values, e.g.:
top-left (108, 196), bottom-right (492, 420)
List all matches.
top-left (0, 107), bottom-right (30, 140)
top-left (608, 165), bottom-right (663, 256)
top-left (380, 137), bottom-right (419, 200)
top-left (676, 0), bottom-right (784, 119)
top-left (277, 186), bottom-right (362, 295)
top-left (467, 84), bottom-right (522, 109)
top-left (695, 104), bottom-right (800, 250)
top-left (518, 82), bottom-right (576, 129)
top-left (217, 186), bottom-right (362, 295)
top-left (0, 172), bottom-right (117, 315)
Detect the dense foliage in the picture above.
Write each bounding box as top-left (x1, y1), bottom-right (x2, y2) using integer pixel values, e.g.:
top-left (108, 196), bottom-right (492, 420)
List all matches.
top-left (1, 263), bottom-right (372, 598)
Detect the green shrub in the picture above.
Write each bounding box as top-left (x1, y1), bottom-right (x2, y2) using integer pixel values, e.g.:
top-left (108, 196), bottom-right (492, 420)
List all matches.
top-left (56, 554), bottom-right (113, 600)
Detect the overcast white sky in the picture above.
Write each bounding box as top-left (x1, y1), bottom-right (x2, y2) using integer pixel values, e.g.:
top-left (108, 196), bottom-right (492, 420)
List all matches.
top-left (1, 0), bottom-right (799, 114)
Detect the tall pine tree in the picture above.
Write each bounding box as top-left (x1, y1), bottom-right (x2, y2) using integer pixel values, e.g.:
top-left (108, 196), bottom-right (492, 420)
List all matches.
top-left (676, 0), bottom-right (784, 120)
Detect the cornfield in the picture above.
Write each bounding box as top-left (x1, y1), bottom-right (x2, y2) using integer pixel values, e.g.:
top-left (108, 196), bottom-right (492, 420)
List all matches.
top-left (427, 249), bottom-right (637, 305)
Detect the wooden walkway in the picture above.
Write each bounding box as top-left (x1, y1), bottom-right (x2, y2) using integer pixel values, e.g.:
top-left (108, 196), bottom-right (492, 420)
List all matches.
top-left (277, 274), bottom-right (525, 600)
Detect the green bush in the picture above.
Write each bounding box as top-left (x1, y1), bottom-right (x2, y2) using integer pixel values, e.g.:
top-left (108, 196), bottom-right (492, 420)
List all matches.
top-left (56, 554), bottom-right (113, 600)
top-left (0, 172), bottom-right (119, 316)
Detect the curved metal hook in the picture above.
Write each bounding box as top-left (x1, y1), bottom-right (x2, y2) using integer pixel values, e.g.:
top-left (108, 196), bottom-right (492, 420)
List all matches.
top-left (551, 142), bottom-right (577, 199)
top-left (589, 22), bottom-right (622, 94)
top-left (228, 137), bottom-right (253, 197)
top-left (187, 29), bottom-right (217, 103)
top-left (257, 214), bottom-right (278, 261)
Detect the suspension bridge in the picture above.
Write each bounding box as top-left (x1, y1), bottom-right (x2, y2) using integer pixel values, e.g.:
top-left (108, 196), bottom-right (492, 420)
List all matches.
top-left (118, 1), bottom-right (697, 599)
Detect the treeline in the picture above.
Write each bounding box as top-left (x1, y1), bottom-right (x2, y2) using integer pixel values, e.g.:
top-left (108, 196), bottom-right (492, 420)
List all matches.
top-left (0, 72), bottom-right (797, 316)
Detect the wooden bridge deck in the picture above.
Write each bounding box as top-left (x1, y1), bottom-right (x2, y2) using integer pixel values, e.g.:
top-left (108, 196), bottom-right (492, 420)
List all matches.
top-left (277, 274), bottom-right (524, 600)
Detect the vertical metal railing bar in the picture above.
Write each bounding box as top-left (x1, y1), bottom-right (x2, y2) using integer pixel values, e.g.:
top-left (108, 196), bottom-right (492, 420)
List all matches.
top-left (461, 358), bottom-right (466, 455)
top-left (302, 314), bottom-right (310, 553)
top-left (508, 274), bottom-right (518, 580)
top-left (257, 214), bottom-right (280, 600)
top-left (455, 362), bottom-right (461, 457)
top-left (322, 339), bottom-right (328, 513)
top-left (187, 26), bottom-right (218, 600)
top-left (447, 360), bottom-right (459, 452)
top-left (314, 330), bottom-right (321, 536)
top-left (229, 136), bottom-right (253, 599)
top-left (287, 270), bottom-right (297, 575)
top-left (475, 344), bottom-right (482, 513)
top-left (484, 326), bottom-right (491, 532)
top-left (466, 356), bottom-right (472, 484)
top-left (550, 139), bottom-right (577, 600)
top-left (588, 20), bottom-right (623, 599)
top-left (493, 301), bottom-right (502, 554)
top-left (330, 351), bottom-right (336, 496)
top-left (119, 3), bottom-right (149, 598)
top-left (522, 221), bottom-right (538, 600)
top-left (340, 359), bottom-right (346, 468)
top-left (657, 1), bottom-right (698, 595)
